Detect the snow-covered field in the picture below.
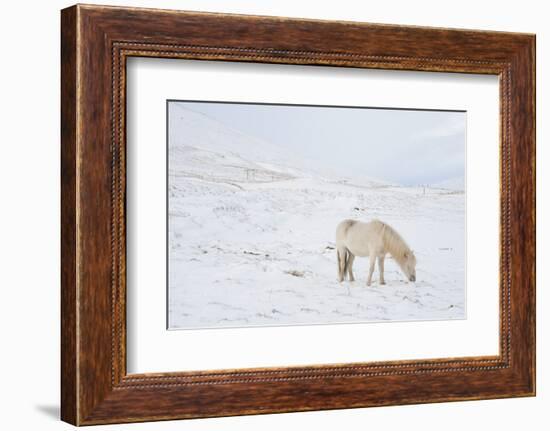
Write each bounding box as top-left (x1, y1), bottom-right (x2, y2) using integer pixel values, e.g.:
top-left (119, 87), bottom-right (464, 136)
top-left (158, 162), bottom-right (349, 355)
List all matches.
top-left (168, 105), bottom-right (466, 329)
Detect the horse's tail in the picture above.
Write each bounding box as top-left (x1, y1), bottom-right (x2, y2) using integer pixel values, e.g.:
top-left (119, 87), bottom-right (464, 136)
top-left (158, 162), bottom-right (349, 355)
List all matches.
top-left (343, 248), bottom-right (350, 275)
top-left (337, 248), bottom-right (342, 280)
top-left (337, 246), bottom-right (349, 281)
top-left (336, 220), bottom-right (357, 281)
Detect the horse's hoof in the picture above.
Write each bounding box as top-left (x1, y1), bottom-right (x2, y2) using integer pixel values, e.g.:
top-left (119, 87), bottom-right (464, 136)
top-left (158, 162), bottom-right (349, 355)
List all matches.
top-left (380, 281), bottom-right (386, 285)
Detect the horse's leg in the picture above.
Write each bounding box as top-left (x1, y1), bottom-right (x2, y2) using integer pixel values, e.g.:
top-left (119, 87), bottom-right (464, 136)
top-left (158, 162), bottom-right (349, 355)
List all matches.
top-left (337, 247), bottom-right (346, 282)
top-left (367, 252), bottom-right (376, 286)
top-left (347, 253), bottom-right (355, 282)
top-left (378, 255), bottom-right (386, 285)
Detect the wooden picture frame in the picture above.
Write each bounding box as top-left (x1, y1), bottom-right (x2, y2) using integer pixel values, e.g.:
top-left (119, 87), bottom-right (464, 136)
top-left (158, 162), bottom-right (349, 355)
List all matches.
top-left (61, 4), bottom-right (535, 425)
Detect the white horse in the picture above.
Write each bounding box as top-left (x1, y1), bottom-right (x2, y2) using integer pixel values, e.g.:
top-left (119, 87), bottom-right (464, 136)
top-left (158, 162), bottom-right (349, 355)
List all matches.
top-left (336, 219), bottom-right (416, 286)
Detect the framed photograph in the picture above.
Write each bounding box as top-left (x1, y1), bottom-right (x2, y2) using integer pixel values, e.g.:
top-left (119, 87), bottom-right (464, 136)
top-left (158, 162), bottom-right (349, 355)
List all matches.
top-left (61, 4), bottom-right (536, 425)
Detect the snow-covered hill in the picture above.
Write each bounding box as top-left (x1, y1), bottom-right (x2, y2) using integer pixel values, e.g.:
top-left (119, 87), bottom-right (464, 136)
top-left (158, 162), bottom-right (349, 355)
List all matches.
top-left (169, 103), bottom-right (387, 187)
top-left (168, 105), bottom-right (466, 329)
top-left (432, 176), bottom-right (465, 191)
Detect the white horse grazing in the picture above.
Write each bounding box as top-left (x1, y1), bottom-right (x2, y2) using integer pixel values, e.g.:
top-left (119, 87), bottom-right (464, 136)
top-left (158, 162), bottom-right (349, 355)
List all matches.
top-left (336, 219), bottom-right (416, 286)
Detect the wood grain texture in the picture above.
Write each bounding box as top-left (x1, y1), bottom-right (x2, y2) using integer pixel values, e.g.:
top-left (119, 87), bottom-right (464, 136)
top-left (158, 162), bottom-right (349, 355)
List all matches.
top-left (60, 4), bottom-right (535, 425)
top-left (60, 5), bottom-right (78, 425)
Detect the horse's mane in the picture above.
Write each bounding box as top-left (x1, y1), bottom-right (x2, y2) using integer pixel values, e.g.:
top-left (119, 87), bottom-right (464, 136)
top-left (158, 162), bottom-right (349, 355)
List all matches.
top-left (378, 221), bottom-right (413, 266)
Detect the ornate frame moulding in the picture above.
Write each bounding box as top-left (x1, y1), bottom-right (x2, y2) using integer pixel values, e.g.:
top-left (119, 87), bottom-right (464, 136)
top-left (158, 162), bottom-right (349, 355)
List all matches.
top-left (61, 4), bottom-right (535, 425)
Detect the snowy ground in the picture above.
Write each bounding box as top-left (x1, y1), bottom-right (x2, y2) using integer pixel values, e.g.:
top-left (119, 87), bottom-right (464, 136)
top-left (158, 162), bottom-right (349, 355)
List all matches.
top-left (168, 105), bottom-right (465, 329)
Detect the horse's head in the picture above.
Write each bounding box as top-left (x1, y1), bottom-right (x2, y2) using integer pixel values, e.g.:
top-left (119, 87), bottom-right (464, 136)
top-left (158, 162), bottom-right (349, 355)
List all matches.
top-left (400, 250), bottom-right (417, 282)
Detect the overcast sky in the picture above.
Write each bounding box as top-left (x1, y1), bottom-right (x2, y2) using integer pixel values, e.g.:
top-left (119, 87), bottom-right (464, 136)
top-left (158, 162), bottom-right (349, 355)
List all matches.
top-left (171, 101), bottom-right (465, 186)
